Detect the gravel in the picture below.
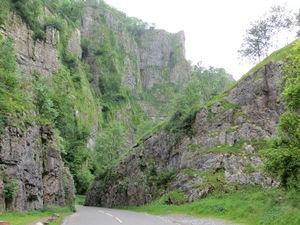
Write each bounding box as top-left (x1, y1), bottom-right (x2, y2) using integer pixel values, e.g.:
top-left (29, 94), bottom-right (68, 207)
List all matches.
top-left (156, 214), bottom-right (239, 225)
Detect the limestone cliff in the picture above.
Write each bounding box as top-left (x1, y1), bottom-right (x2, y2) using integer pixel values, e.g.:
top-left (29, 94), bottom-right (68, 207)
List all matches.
top-left (0, 1), bottom-right (192, 211)
top-left (80, 6), bottom-right (192, 131)
top-left (0, 9), bottom-right (80, 211)
top-left (85, 60), bottom-right (284, 207)
top-left (0, 118), bottom-right (75, 212)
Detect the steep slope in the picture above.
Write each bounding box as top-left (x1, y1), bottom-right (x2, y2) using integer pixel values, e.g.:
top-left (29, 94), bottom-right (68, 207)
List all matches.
top-left (85, 51), bottom-right (291, 207)
top-left (80, 6), bottom-right (192, 144)
top-left (0, 8), bottom-right (79, 212)
top-left (0, 0), bottom-right (192, 212)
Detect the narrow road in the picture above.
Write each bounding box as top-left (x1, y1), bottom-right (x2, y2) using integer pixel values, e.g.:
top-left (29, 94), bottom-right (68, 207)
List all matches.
top-left (64, 205), bottom-right (173, 225)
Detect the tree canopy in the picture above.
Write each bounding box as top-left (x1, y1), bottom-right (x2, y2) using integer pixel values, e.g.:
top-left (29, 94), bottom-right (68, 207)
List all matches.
top-left (238, 4), bottom-right (297, 64)
top-left (262, 39), bottom-right (300, 189)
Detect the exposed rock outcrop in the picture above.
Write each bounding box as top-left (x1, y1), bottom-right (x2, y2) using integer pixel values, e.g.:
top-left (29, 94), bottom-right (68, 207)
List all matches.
top-left (0, 120), bottom-right (75, 212)
top-left (0, 9), bottom-right (77, 212)
top-left (85, 60), bottom-right (283, 207)
top-left (80, 6), bottom-right (192, 125)
top-left (2, 12), bottom-right (61, 78)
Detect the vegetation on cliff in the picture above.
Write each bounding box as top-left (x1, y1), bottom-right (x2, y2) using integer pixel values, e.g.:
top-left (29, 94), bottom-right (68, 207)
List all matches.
top-left (263, 38), bottom-right (300, 189)
top-left (2, 1), bottom-right (300, 224)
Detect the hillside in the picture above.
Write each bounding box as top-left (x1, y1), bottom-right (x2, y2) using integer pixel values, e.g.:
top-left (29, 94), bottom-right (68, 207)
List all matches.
top-left (0, 0), bottom-right (193, 212)
top-left (1, 0), bottom-right (300, 224)
top-left (85, 34), bottom-right (300, 203)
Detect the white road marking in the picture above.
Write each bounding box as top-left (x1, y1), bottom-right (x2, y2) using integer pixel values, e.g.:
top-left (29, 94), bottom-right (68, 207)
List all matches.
top-left (115, 217), bottom-right (123, 223)
top-left (99, 210), bottom-right (122, 223)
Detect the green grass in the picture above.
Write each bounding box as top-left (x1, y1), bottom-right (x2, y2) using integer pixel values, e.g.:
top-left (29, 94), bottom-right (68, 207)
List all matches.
top-left (165, 190), bottom-right (187, 205)
top-left (75, 195), bottom-right (86, 206)
top-left (189, 140), bottom-right (251, 159)
top-left (182, 168), bottom-right (206, 177)
top-left (251, 75), bottom-right (265, 83)
top-left (119, 186), bottom-right (300, 225)
top-left (242, 163), bottom-right (257, 173)
top-left (222, 39), bottom-right (299, 95)
top-left (0, 205), bottom-right (74, 225)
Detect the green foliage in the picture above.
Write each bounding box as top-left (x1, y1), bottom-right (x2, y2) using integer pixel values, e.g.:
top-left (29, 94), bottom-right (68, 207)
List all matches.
top-left (168, 38), bottom-right (181, 68)
top-left (3, 0), bottom-right (45, 40)
top-left (251, 75), bottom-right (265, 83)
top-left (243, 163), bottom-right (257, 173)
top-left (75, 195), bottom-right (86, 206)
top-left (135, 119), bottom-right (160, 142)
top-left (44, 16), bottom-right (66, 31)
top-left (0, 34), bottom-right (31, 117)
top-left (193, 62), bottom-right (231, 102)
top-left (163, 62), bottom-right (231, 141)
top-left (81, 37), bottom-right (90, 59)
top-left (76, 169), bottom-right (95, 194)
top-left (182, 168), bottom-right (204, 177)
top-left (0, 166), bottom-right (20, 200)
top-left (262, 39), bottom-right (300, 189)
top-left (138, 160), bottom-right (147, 171)
top-left (0, 36), bottom-right (18, 91)
top-left (165, 190), bottom-right (187, 205)
top-left (192, 169), bottom-right (227, 191)
top-left (163, 81), bottom-right (201, 140)
top-left (117, 179), bottom-right (129, 193)
top-left (0, 114), bottom-right (7, 134)
top-left (58, 0), bottom-right (86, 28)
top-left (126, 17), bottom-right (155, 45)
top-left (2, 0), bottom-right (86, 40)
top-left (238, 4), bottom-right (296, 64)
top-left (238, 19), bottom-right (272, 64)
top-left (224, 39), bottom-right (298, 95)
top-left (30, 73), bottom-right (58, 122)
top-left (148, 170), bottom-right (178, 189)
top-left (0, 3), bottom-right (8, 27)
top-left (0, 205), bottom-right (73, 225)
top-left (94, 121), bottom-right (128, 173)
top-left (190, 139), bottom-right (253, 158)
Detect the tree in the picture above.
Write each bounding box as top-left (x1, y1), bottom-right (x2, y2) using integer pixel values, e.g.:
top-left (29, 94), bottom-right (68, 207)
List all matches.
top-left (268, 4), bottom-right (295, 45)
top-left (192, 62), bottom-right (231, 102)
top-left (238, 4), bottom-right (296, 64)
top-left (94, 121), bottom-right (128, 172)
top-left (0, 35), bottom-right (19, 91)
top-left (31, 73), bottom-right (58, 121)
top-left (262, 39), bottom-right (300, 189)
top-left (238, 19), bottom-right (273, 64)
top-left (164, 62), bottom-right (231, 139)
top-left (135, 119), bottom-right (160, 142)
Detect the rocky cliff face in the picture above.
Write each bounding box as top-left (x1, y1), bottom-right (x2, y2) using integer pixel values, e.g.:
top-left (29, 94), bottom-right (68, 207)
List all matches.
top-left (0, 2), bottom-right (193, 211)
top-left (81, 6), bottom-right (192, 126)
top-left (2, 10), bottom-right (61, 78)
top-left (0, 9), bottom-right (78, 211)
top-left (0, 118), bottom-right (75, 212)
top-left (85, 60), bottom-right (284, 207)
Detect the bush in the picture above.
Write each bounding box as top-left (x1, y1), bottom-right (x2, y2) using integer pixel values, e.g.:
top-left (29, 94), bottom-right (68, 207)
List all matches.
top-left (152, 170), bottom-right (178, 189)
top-left (0, 114), bottom-right (7, 134)
top-left (44, 17), bottom-right (65, 31)
top-left (76, 169), bottom-right (95, 194)
top-left (0, 36), bottom-right (18, 91)
top-left (81, 37), bottom-right (90, 58)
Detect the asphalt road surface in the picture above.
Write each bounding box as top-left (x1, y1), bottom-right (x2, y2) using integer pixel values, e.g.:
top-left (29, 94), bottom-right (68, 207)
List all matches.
top-left (64, 205), bottom-right (173, 225)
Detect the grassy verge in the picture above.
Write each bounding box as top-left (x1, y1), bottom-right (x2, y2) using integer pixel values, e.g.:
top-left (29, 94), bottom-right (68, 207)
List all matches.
top-left (119, 185), bottom-right (300, 225)
top-left (0, 205), bottom-right (74, 225)
top-left (75, 195), bottom-right (86, 206)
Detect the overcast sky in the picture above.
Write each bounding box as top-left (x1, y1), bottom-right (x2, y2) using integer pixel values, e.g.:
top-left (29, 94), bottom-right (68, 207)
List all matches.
top-left (104, 0), bottom-right (300, 80)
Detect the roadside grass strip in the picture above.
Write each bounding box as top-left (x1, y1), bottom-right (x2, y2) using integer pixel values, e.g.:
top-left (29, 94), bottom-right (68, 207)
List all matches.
top-left (118, 185), bottom-right (300, 225)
